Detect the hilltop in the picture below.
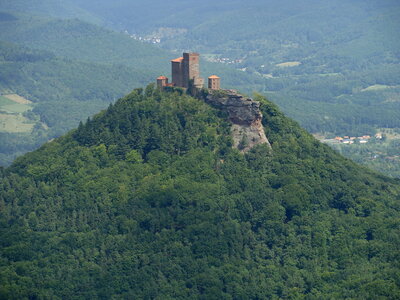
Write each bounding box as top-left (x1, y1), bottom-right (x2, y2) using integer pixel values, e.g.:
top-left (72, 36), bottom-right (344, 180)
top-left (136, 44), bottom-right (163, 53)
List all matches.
top-left (1, 86), bottom-right (399, 299)
top-left (0, 10), bottom-right (264, 166)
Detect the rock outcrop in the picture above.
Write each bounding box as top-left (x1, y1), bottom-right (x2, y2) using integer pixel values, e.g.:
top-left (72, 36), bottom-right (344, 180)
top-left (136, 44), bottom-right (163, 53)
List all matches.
top-left (204, 90), bottom-right (271, 152)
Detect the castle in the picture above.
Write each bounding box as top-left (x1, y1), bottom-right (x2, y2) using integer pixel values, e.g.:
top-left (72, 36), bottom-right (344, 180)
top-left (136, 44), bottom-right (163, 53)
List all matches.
top-left (157, 52), bottom-right (220, 90)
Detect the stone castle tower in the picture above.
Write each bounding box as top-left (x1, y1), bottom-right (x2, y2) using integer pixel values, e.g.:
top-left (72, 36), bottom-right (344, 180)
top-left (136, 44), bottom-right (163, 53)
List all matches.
top-left (157, 52), bottom-right (219, 90)
top-left (156, 76), bottom-right (168, 89)
top-left (208, 75), bottom-right (220, 90)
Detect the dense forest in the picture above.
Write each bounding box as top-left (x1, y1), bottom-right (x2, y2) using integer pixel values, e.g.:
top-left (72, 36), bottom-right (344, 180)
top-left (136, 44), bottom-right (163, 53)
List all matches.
top-left (1, 87), bottom-right (399, 298)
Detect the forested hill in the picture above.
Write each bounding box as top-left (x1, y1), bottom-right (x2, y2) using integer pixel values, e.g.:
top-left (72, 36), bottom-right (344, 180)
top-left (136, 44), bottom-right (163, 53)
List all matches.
top-left (1, 86), bottom-right (399, 298)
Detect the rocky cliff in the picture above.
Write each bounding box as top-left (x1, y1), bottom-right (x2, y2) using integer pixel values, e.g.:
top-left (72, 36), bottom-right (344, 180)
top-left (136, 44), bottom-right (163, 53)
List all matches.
top-left (204, 90), bottom-right (271, 152)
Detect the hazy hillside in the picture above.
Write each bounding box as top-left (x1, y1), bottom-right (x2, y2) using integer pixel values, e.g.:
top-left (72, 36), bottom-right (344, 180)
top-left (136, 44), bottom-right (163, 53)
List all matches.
top-left (1, 87), bottom-right (399, 298)
top-left (0, 12), bottom-right (171, 70)
top-left (0, 9), bottom-right (169, 166)
top-left (0, 11), bottom-right (262, 90)
top-left (0, 0), bottom-right (101, 23)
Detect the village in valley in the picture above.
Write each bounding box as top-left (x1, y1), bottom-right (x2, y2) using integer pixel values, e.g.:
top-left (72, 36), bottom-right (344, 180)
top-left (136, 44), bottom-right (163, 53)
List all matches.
top-left (314, 129), bottom-right (400, 177)
top-left (319, 133), bottom-right (383, 145)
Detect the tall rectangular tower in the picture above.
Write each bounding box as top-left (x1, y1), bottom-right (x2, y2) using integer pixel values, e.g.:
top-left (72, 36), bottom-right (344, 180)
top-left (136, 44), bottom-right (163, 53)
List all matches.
top-left (182, 52), bottom-right (203, 88)
top-left (170, 53), bottom-right (204, 89)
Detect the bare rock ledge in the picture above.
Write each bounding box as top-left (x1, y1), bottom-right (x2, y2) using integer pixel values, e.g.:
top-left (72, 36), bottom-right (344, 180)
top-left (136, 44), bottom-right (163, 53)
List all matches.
top-left (204, 90), bottom-right (271, 152)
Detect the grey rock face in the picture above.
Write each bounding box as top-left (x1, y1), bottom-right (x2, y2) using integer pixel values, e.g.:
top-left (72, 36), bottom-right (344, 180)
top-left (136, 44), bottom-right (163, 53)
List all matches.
top-left (205, 90), bottom-right (271, 152)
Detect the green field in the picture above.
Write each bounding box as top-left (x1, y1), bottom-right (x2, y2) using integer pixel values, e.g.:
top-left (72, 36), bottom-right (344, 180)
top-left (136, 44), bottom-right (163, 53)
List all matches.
top-left (0, 95), bottom-right (32, 113)
top-left (0, 113), bottom-right (35, 132)
top-left (0, 96), bottom-right (14, 106)
top-left (0, 95), bottom-right (35, 133)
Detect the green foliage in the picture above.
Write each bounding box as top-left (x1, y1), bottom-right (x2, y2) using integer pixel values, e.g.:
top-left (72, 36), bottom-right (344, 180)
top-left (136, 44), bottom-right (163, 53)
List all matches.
top-left (1, 1), bottom-right (400, 182)
top-left (1, 90), bottom-right (399, 298)
top-left (126, 149), bottom-right (143, 163)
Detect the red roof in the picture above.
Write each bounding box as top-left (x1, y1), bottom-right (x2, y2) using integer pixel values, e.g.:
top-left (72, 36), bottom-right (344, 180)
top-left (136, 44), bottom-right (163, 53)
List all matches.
top-left (171, 57), bottom-right (184, 63)
top-left (208, 75), bottom-right (220, 79)
top-left (157, 76), bottom-right (168, 80)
